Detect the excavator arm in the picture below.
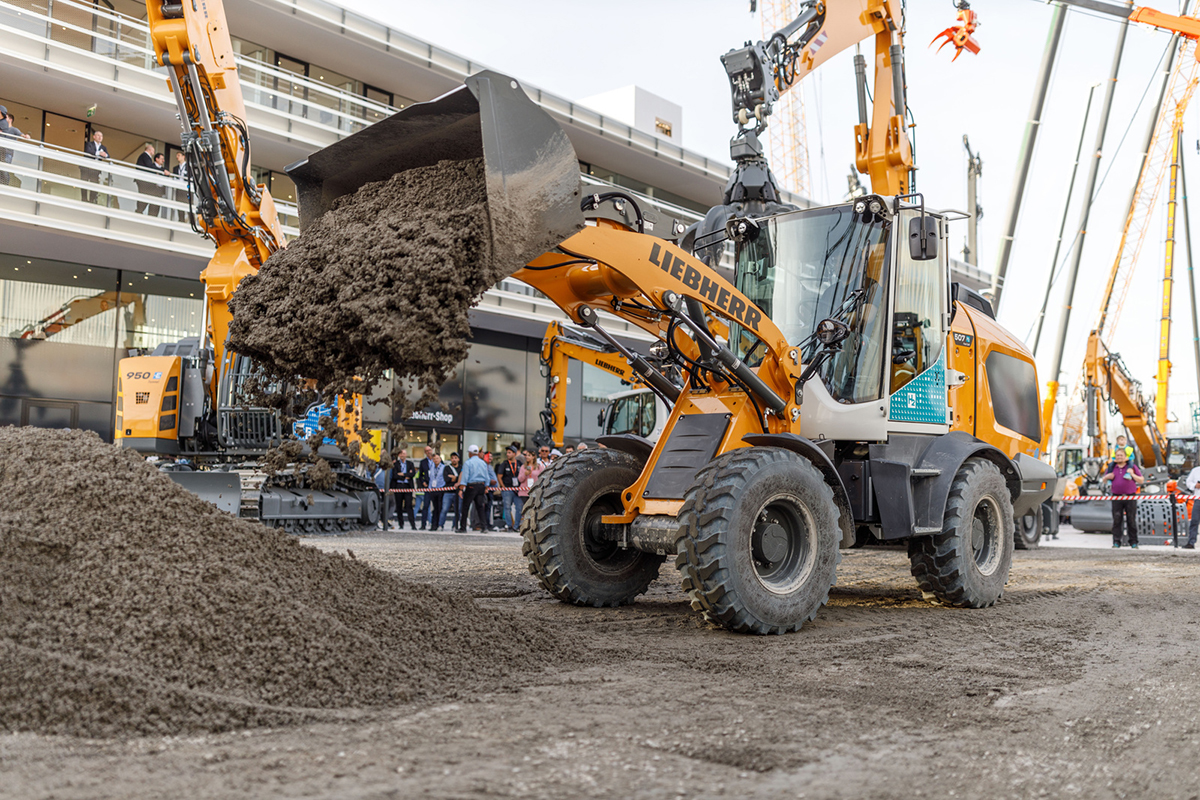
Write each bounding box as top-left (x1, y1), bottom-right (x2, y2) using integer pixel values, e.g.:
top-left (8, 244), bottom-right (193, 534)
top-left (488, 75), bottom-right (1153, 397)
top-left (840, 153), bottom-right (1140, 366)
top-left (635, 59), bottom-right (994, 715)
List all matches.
top-left (1084, 332), bottom-right (1167, 465)
top-left (117, 0), bottom-right (288, 456)
top-left (146, 0), bottom-right (284, 396)
top-left (536, 320), bottom-right (649, 449)
top-left (720, 0), bottom-right (911, 198)
top-left (13, 290), bottom-right (145, 341)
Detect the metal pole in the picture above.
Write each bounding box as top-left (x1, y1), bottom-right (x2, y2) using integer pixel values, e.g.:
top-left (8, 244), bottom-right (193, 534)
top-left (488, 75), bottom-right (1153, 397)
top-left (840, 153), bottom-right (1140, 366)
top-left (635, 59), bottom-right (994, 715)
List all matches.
top-left (1032, 84), bottom-right (1099, 355)
top-left (1183, 134), bottom-right (1200, 407)
top-left (1047, 10), bottom-right (1131, 404)
top-left (964, 136), bottom-right (982, 266)
top-left (991, 2), bottom-right (1067, 307)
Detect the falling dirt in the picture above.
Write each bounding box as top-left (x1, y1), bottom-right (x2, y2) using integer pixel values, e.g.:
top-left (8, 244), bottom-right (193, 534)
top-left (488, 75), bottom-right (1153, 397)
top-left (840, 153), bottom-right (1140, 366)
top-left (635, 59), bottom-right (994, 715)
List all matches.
top-left (0, 427), bottom-right (577, 738)
top-left (227, 158), bottom-right (504, 413)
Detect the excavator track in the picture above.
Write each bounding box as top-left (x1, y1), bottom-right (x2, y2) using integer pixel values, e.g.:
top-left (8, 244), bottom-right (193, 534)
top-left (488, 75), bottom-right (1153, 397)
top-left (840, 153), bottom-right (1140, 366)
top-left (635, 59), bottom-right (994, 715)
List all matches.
top-left (256, 464), bottom-right (380, 534)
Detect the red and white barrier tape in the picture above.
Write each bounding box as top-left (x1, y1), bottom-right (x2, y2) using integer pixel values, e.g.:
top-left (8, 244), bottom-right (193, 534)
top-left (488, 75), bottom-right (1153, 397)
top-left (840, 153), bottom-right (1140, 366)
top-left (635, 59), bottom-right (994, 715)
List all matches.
top-left (1064, 494), bottom-right (1197, 501)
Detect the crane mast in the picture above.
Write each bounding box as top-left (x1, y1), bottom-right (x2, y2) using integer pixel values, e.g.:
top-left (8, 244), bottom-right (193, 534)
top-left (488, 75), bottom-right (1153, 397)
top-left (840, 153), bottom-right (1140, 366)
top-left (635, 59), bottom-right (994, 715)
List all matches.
top-left (1049, 0), bottom-right (1200, 453)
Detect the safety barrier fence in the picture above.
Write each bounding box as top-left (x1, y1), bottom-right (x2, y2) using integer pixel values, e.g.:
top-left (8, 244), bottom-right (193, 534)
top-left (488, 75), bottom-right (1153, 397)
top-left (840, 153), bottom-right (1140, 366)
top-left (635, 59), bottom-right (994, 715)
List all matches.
top-left (1063, 494), bottom-right (1197, 501)
top-left (1064, 493), bottom-right (1194, 548)
top-left (388, 486), bottom-right (532, 496)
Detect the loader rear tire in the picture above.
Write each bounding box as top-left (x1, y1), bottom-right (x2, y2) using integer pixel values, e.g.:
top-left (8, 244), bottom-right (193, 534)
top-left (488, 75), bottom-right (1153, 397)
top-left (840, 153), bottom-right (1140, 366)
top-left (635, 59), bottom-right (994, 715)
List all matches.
top-left (1014, 504), bottom-right (1041, 550)
top-left (909, 458), bottom-right (1013, 608)
top-left (674, 448), bottom-right (841, 635)
top-left (521, 449), bottom-right (664, 607)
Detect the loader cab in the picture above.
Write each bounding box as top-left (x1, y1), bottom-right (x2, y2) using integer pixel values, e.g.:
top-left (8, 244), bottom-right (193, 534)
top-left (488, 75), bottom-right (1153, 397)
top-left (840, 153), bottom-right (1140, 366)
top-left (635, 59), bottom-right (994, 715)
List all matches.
top-left (1055, 445), bottom-right (1085, 478)
top-left (1166, 436), bottom-right (1200, 477)
top-left (728, 197), bottom-right (949, 442)
top-left (601, 388), bottom-right (668, 442)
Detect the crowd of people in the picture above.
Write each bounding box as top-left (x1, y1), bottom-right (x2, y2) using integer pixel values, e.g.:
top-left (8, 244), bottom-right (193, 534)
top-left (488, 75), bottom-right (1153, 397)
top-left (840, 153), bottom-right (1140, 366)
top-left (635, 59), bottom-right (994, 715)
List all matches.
top-left (369, 441), bottom-right (588, 533)
top-left (56, 127), bottom-right (191, 216)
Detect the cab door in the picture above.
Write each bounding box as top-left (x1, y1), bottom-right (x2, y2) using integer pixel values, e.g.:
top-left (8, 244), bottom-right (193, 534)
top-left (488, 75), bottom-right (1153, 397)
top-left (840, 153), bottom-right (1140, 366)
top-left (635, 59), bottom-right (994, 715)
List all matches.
top-left (886, 211), bottom-right (950, 433)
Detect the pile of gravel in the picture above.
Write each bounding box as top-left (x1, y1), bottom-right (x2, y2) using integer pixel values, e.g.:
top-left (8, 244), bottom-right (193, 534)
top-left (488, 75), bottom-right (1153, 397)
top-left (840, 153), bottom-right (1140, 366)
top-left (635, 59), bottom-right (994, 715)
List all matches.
top-left (227, 158), bottom-right (504, 411)
top-left (0, 427), bottom-right (572, 738)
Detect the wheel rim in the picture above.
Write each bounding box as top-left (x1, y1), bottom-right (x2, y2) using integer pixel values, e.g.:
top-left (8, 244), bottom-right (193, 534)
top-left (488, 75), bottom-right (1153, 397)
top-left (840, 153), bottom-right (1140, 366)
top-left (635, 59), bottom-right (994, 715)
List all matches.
top-left (971, 496), bottom-right (1003, 575)
top-left (579, 490), bottom-right (637, 571)
top-left (749, 492), bottom-right (817, 595)
top-left (582, 493), bottom-right (618, 561)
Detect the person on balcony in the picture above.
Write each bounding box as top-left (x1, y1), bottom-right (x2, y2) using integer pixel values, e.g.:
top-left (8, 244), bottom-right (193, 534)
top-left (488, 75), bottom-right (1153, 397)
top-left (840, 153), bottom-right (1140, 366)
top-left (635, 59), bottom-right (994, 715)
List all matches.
top-left (172, 151), bottom-right (190, 222)
top-left (135, 143), bottom-right (163, 216)
top-left (1, 108), bottom-right (31, 187)
top-left (81, 130), bottom-right (109, 203)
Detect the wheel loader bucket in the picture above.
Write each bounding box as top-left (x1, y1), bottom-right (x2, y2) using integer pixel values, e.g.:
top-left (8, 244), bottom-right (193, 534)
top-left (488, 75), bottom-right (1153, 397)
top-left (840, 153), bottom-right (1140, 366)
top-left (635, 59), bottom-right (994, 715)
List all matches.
top-left (287, 70), bottom-right (584, 270)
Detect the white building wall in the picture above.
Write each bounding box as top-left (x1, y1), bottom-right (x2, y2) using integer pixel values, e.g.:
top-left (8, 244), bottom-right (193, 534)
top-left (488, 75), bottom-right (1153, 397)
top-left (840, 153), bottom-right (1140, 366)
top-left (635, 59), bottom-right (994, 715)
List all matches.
top-left (579, 86), bottom-right (683, 145)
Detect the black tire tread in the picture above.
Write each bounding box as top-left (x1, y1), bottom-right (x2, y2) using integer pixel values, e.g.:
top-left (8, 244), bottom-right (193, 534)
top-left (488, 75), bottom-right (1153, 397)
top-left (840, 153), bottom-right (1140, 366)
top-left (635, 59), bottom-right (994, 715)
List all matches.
top-left (674, 448), bottom-right (841, 635)
top-left (909, 458), bottom-right (1012, 608)
top-left (520, 449), bottom-right (661, 607)
top-left (1014, 504), bottom-right (1041, 550)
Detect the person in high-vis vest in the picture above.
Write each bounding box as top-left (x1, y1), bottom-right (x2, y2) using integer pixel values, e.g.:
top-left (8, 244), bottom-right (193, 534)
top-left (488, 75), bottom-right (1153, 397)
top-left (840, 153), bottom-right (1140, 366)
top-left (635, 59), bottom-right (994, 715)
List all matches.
top-left (1110, 435), bottom-right (1136, 464)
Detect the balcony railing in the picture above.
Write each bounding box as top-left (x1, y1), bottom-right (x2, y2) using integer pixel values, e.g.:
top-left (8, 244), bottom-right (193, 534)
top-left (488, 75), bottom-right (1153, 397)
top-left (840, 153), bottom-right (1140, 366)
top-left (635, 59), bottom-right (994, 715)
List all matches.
top-left (0, 0), bottom-right (399, 137)
top-left (0, 137), bottom-right (301, 254)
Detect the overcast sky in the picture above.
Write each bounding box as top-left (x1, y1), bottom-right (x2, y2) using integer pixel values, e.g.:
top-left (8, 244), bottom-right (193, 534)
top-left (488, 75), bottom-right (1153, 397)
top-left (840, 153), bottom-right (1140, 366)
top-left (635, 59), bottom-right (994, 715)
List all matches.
top-left (340, 0), bottom-right (1200, 438)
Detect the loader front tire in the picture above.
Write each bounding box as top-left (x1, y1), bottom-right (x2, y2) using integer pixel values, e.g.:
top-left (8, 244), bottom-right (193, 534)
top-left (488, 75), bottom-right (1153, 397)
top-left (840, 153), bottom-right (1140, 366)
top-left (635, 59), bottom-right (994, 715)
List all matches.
top-left (909, 458), bottom-right (1013, 607)
top-left (521, 449), bottom-right (664, 607)
top-left (675, 448), bottom-right (841, 635)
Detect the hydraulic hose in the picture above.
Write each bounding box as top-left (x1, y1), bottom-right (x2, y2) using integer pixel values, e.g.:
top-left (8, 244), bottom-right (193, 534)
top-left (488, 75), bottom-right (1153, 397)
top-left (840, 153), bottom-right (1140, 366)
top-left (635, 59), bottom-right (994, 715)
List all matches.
top-left (662, 291), bottom-right (786, 414)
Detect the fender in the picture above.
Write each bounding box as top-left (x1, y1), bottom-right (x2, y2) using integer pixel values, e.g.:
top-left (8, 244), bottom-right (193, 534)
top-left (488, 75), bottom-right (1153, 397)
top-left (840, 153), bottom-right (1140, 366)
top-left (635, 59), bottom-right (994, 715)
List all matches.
top-left (596, 433), bottom-right (654, 464)
top-left (1011, 453), bottom-right (1056, 518)
top-left (907, 431), bottom-right (1024, 533)
top-left (742, 433), bottom-right (856, 549)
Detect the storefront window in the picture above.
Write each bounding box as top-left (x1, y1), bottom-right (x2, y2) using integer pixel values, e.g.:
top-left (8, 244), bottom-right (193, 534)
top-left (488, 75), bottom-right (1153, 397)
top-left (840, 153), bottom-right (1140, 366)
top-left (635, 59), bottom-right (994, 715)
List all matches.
top-left (117, 272), bottom-right (203, 351)
top-left (465, 343), bottom-right (528, 433)
top-left (0, 254), bottom-right (119, 347)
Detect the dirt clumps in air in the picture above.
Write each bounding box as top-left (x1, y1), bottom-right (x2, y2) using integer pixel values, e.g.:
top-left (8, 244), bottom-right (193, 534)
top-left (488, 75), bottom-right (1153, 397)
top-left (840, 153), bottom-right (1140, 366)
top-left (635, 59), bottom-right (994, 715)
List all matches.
top-left (0, 427), bottom-right (576, 738)
top-left (227, 158), bottom-right (505, 413)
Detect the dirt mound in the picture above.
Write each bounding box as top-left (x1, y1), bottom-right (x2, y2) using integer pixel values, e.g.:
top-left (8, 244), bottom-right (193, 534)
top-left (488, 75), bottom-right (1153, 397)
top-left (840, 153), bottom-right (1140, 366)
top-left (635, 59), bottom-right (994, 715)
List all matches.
top-left (0, 427), bottom-right (573, 738)
top-left (227, 158), bottom-right (505, 410)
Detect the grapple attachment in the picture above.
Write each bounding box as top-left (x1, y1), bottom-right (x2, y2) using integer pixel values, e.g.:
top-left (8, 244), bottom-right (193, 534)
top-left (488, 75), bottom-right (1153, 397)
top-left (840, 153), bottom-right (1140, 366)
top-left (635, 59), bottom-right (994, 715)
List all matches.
top-left (286, 70), bottom-right (584, 269)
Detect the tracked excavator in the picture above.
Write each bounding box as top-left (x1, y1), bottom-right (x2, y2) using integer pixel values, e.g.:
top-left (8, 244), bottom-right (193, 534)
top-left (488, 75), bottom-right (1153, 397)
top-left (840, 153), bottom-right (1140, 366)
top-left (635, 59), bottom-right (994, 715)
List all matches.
top-left (112, 0), bottom-right (379, 531)
top-left (285, 0), bottom-right (1053, 633)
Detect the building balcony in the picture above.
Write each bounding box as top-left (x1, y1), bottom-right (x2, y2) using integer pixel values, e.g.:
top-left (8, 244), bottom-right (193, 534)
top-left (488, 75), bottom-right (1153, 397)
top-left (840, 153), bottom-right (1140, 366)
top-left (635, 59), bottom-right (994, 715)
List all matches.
top-left (0, 136), bottom-right (301, 277)
top-left (0, 0), bottom-right (398, 168)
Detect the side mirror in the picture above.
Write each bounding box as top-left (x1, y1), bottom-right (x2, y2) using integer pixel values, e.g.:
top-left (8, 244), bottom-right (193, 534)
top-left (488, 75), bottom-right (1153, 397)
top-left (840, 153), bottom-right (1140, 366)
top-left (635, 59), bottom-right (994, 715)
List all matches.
top-left (815, 318), bottom-right (850, 348)
top-left (909, 215), bottom-right (938, 261)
